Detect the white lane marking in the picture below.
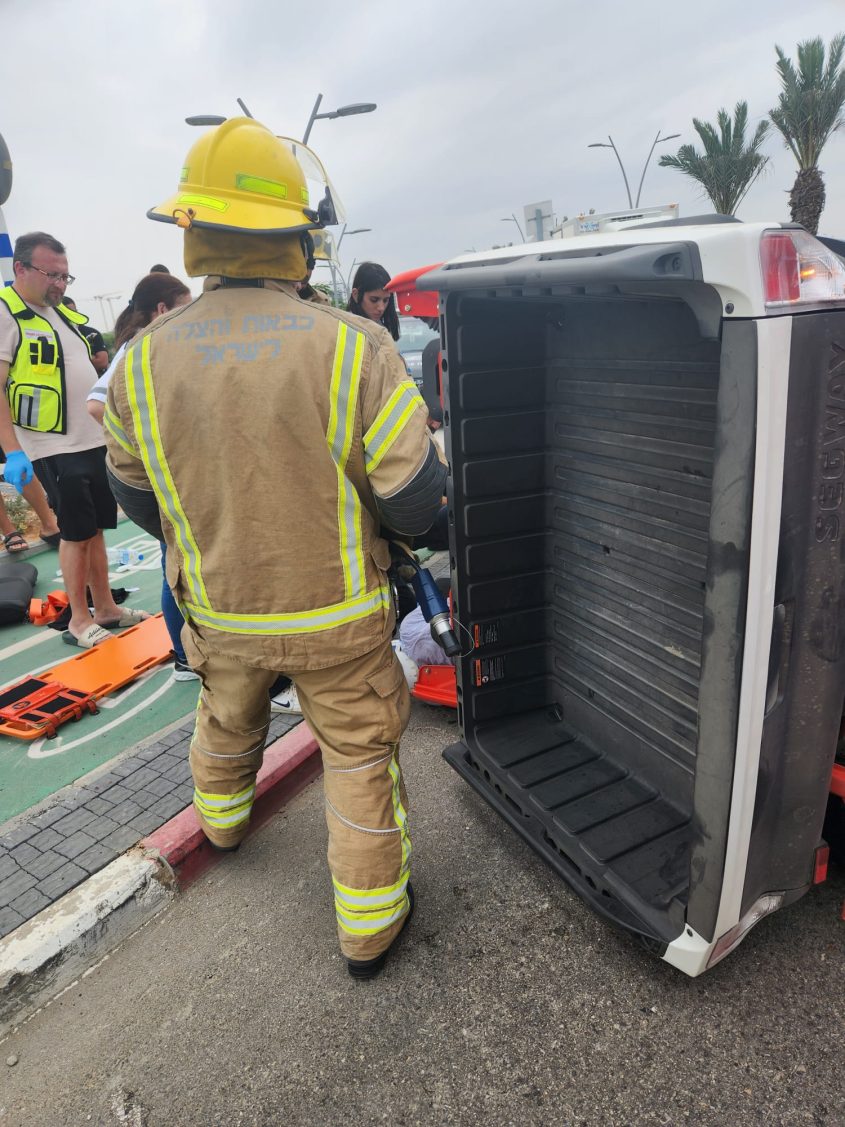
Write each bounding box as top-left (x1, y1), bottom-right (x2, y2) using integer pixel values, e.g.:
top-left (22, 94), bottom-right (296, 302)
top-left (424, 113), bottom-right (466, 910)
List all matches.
top-left (27, 672), bottom-right (181, 759)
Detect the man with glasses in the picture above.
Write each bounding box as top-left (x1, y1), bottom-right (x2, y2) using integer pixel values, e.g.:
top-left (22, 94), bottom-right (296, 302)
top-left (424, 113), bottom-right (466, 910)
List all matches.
top-left (0, 231), bottom-right (148, 647)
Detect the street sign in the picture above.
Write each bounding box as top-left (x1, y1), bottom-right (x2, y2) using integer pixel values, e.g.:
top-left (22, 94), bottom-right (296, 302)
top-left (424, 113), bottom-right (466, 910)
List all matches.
top-left (523, 200), bottom-right (554, 242)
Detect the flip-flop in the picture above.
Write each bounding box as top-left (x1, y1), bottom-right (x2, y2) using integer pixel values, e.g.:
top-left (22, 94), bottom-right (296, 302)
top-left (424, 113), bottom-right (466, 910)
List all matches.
top-left (99, 608), bottom-right (151, 629)
top-left (3, 531), bottom-right (29, 554)
top-left (62, 623), bottom-right (111, 649)
top-left (40, 532), bottom-right (61, 547)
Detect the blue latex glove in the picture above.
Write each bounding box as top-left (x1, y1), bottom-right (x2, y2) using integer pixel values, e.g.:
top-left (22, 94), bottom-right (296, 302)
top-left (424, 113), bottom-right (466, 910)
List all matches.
top-left (3, 450), bottom-right (34, 493)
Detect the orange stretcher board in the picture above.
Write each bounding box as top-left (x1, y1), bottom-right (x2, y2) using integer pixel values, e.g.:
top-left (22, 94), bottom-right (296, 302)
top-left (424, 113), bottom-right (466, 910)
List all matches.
top-left (42, 613), bottom-right (171, 697)
top-left (412, 664), bottom-right (458, 708)
top-left (0, 614), bottom-right (172, 741)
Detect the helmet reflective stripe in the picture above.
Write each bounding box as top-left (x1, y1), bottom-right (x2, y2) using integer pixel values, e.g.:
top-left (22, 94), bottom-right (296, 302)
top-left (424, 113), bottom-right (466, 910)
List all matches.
top-left (183, 586), bottom-right (389, 635)
top-left (103, 405), bottom-right (137, 458)
top-left (235, 173), bottom-right (288, 200)
top-left (124, 335), bottom-right (211, 609)
top-left (363, 381), bottom-right (427, 473)
top-left (327, 323), bottom-right (366, 600)
top-left (194, 783), bottom-right (256, 828)
top-left (177, 193), bottom-right (228, 212)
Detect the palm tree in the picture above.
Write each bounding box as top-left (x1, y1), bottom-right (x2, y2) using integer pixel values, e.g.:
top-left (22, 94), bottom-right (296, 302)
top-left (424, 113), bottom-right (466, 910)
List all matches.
top-left (770, 35), bottom-right (845, 234)
top-left (658, 102), bottom-right (770, 215)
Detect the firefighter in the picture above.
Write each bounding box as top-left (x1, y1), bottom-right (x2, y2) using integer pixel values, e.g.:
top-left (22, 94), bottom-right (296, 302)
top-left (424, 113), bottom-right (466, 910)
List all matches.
top-left (103, 118), bottom-right (446, 978)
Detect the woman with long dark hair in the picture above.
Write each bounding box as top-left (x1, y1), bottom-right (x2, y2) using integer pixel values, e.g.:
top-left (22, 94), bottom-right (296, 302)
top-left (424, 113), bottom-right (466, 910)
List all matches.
top-left (347, 262), bottom-right (400, 340)
top-left (112, 273), bottom-right (192, 351)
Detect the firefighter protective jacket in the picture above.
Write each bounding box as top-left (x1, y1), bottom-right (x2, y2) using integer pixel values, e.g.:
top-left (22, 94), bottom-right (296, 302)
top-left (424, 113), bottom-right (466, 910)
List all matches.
top-left (104, 279), bottom-right (440, 670)
top-left (0, 286), bottom-right (91, 433)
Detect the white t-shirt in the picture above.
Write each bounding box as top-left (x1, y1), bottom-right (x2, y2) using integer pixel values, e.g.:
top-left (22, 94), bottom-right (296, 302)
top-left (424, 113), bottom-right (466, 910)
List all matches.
top-left (0, 296), bottom-right (105, 459)
top-left (87, 342), bottom-right (127, 404)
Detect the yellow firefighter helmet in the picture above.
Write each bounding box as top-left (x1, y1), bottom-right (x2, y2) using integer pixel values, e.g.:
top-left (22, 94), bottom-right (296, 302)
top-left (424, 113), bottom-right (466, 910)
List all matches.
top-left (148, 117), bottom-right (335, 235)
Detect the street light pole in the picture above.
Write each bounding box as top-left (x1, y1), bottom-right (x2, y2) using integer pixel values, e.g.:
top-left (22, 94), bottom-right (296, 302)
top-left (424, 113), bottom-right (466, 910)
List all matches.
top-left (634, 131), bottom-right (681, 207)
top-left (500, 214), bottom-right (525, 242)
top-left (336, 224), bottom-right (372, 253)
top-left (302, 93), bottom-right (377, 146)
top-left (187, 94), bottom-right (377, 146)
top-left (588, 136), bottom-right (633, 209)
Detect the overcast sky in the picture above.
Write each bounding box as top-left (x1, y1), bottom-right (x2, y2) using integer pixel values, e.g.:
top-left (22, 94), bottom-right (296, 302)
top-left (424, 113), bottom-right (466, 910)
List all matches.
top-left (3, 0), bottom-right (844, 327)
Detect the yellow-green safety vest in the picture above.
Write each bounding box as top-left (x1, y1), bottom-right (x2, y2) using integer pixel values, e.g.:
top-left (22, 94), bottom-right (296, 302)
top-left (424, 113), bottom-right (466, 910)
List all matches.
top-left (0, 285), bottom-right (91, 433)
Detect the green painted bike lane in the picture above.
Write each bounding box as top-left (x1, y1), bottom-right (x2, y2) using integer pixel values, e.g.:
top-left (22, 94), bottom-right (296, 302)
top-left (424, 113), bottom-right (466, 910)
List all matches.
top-left (0, 518), bottom-right (199, 824)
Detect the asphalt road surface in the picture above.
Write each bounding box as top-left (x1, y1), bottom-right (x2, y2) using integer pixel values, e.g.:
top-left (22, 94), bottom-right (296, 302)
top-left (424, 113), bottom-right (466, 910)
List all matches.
top-left (1, 701), bottom-right (843, 1127)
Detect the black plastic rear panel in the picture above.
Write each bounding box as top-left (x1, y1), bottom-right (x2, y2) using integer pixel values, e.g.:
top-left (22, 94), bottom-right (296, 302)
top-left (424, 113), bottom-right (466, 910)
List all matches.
top-left (436, 251), bottom-right (845, 953)
top-left (441, 287), bottom-right (743, 944)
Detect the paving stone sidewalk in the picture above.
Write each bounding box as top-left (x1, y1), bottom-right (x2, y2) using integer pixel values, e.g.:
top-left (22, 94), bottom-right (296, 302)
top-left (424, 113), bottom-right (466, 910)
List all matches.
top-left (0, 710), bottom-right (300, 939)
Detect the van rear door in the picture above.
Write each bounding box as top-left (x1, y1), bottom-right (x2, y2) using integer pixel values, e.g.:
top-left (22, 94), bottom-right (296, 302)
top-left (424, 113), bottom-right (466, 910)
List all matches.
top-left (422, 222), bottom-right (845, 975)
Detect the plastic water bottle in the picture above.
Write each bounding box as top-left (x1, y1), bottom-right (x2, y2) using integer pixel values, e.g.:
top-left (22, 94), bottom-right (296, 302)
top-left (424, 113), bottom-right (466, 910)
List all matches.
top-left (113, 547), bottom-right (146, 570)
top-left (106, 548), bottom-right (119, 567)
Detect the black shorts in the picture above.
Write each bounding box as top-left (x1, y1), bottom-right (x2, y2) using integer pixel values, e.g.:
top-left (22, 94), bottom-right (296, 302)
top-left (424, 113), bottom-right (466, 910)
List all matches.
top-left (33, 446), bottom-right (118, 542)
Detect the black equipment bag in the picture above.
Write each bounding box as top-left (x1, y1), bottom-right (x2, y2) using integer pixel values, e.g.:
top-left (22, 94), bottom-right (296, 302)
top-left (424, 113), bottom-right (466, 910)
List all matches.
top-left (0, 560), bottom-right (37, 625)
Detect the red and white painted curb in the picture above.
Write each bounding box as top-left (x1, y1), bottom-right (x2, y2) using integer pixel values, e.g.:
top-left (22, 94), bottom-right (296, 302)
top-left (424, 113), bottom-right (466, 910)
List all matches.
top-left (142, 721), bottom-right (321, 885)
top-left (0, 724), bottom-right (321, 1038)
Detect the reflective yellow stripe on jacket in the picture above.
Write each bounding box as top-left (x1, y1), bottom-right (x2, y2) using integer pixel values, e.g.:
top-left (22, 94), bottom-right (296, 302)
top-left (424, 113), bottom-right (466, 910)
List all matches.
top-left (327, 322), bottom-right (366, 600)
top-left (363, 379), bottom-right (426, 473)
top-left (183, 587), bottom-right (389, 636)
top-left (103, 403), bottom-right (138, 458)
top-left (125, 334), bottom-right (211, 610)
top-left (123, 320), bottom-right (390, 637)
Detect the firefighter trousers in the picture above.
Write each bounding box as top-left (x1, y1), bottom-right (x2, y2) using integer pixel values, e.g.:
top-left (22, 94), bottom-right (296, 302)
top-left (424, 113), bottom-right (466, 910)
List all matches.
top-left (184, 633), bottom-right (413, 961)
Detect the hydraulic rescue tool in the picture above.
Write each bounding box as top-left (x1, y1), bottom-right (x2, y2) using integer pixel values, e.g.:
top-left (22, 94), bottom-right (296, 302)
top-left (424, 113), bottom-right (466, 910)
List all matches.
top-left (390, 542), bottom-right (460, 658)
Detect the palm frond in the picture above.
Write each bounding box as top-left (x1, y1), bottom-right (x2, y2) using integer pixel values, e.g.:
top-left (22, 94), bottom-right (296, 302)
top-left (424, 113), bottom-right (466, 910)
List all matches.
top-left (770, 34), bottom-right (845, 168)
top-left (658, 101), bottom-right (769, 214)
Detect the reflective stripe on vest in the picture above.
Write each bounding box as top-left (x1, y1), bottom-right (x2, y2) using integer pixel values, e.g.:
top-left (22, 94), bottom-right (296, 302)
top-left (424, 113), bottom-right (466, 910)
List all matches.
top-left (363, 379), bottom-right (426, 473)
top-left (0, 287), bottom-right (90, 434)
top-left (123, 321), bottom-right (390, 637)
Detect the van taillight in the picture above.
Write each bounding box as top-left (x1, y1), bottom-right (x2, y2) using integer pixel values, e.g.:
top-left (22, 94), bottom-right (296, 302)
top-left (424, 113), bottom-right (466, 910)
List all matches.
top-left (761, 229), bottom-right (845, 307)
top-left (761, 233), bottom-right (800, 303)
